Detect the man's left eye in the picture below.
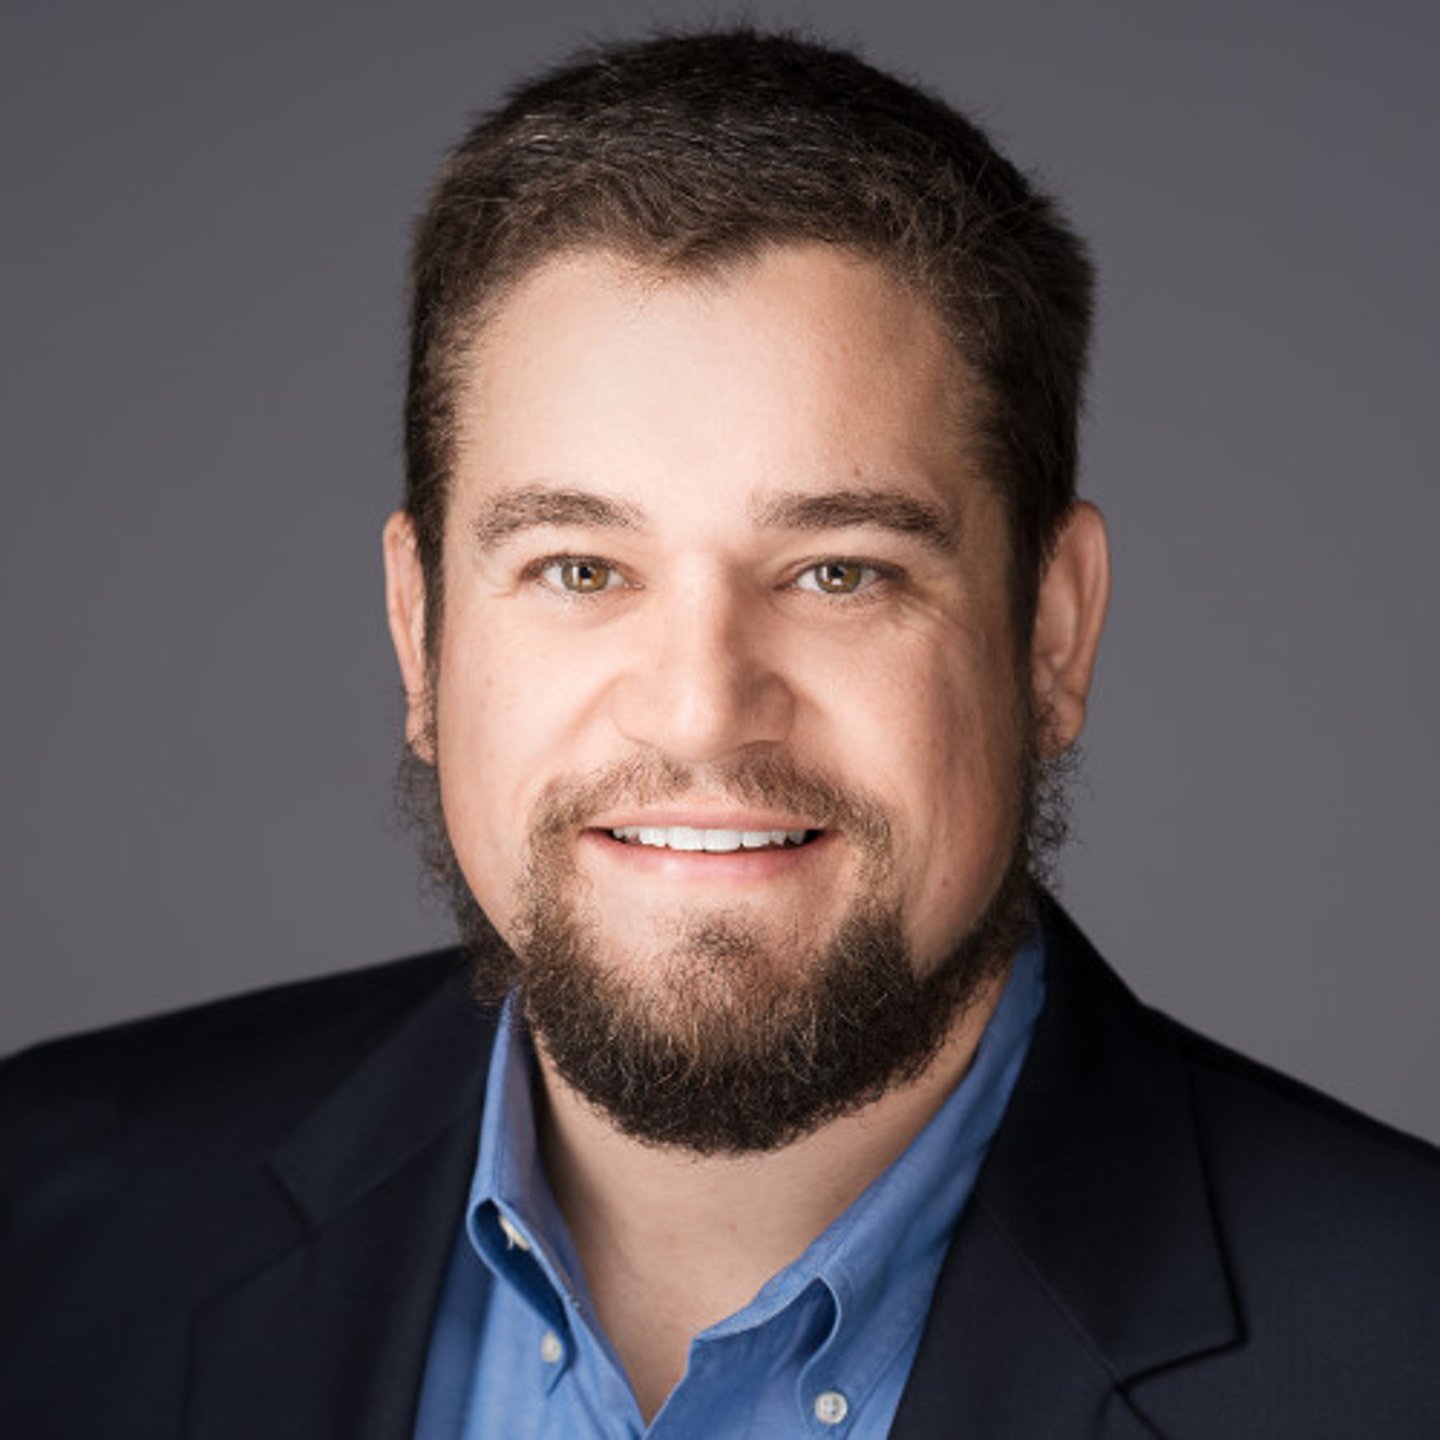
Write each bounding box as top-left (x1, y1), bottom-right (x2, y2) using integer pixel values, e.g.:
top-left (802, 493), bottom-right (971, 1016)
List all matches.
top-left (796, 560), bottom-right (876, 595)
top-left (541, 558), bottom-right (621, 593)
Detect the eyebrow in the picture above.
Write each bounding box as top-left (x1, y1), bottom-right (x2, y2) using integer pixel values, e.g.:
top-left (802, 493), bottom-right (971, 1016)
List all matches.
top-left (470, 485), bottom-right (645, 552)
top-left (751, 488), bottom-right (961, 555)
top-left (469, 482), bottom-right (961, 556)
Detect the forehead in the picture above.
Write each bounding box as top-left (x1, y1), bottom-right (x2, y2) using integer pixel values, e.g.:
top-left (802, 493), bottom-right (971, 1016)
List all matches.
top-left (450, 243), bottom-right (985, 524)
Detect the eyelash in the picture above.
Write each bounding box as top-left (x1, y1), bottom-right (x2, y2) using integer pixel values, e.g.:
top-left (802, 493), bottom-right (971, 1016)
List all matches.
top-left (525, 556), bottom-right (628, 595)
top-left (791, 558), bottom-right (900, 598)
top-left (520, 554), bottom-right (903, 600)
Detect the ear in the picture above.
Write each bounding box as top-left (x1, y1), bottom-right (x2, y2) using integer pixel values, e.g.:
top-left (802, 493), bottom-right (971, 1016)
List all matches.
top-left (1029, 500), bottom-right (1111, 756)
top-left (382, 511), bottom-right (434, 761)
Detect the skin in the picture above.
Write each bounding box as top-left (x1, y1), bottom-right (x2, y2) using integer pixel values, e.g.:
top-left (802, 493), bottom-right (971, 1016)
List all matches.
top-left (384, 244), bottom-right (1110, 1417)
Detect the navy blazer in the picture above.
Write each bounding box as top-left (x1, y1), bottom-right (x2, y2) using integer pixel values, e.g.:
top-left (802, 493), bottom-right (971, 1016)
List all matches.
top-left (3, 902), bottom-right (1438, 1437)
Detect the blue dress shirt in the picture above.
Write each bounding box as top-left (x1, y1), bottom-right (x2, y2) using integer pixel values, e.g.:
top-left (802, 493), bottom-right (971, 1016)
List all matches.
top-left (415, 932), bottom-right (1044, 1438)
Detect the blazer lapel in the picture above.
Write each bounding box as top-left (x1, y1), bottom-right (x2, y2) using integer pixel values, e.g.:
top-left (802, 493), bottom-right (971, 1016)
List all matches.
top-left (187, 968), bottom-right (496, 1440)
top-left (891, 902), bottom-right (1241, 1439)
top-left (889, 1204), bottom-right (1167, 1439)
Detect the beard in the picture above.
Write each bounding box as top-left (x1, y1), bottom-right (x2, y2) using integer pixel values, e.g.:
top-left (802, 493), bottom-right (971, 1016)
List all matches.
top-left (399, 722), bottom-right (1068, 1156)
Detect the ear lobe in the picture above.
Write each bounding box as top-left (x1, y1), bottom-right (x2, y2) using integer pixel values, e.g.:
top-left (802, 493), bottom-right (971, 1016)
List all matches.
top-left (1029, 500), bottom-right (1111, 756)
top-left (382, 511), bottom-right (434, 761)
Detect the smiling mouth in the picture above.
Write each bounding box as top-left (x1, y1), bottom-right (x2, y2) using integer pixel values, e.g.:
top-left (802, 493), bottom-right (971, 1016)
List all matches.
top-left (608, 825), bottom-right (820, 853)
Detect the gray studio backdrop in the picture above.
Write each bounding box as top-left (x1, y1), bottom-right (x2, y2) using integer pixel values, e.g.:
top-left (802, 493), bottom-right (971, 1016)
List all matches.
top-left (3, 2), bottom-right (1437, 1142)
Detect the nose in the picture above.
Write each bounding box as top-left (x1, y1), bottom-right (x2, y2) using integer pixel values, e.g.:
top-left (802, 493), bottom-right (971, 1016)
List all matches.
top-left (609, 575), bottom-right (795, 763)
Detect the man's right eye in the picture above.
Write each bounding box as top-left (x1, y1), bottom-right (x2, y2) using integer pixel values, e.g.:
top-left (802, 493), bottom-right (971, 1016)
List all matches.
top-left (539, 557), bottom-right (619, 593)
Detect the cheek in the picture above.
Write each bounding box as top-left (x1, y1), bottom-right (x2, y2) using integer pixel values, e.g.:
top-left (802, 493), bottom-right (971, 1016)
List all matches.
top-left (905, 680), bottom-right (1017, 845)
top-left (430, 627), bottom-right (547, 921)
top-left (849, 641), bottom-right (1026, 955)
top-left (430, 610), bottom-right (625, 924)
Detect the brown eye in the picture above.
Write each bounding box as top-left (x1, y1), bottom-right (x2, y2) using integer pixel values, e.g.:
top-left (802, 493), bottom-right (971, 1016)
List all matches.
top-left (805, 560), bottom-right (869, 594)
top-left (556, 558), bottom-right (614, 593)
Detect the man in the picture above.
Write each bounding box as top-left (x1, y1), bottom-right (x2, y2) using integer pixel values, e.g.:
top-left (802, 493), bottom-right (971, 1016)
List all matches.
top-left (2, 28), bottom-right (1437, 1440)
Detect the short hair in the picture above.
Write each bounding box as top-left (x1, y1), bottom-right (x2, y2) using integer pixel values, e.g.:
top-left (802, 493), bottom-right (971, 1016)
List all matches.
top-left (404, 27), bottom-right (1093, 644)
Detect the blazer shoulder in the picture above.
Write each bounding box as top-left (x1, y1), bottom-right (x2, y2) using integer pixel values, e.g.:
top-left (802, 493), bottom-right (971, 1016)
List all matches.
top-left (1159, 1008), bottom-right (1440, 1182)
top-left (0, 952), bottom-right (491, 1438)
top-left (1154, 1006), bottom-right (1440, 1328)
top-left (1087, 1011), bottom-right (1440, 1435)
top-left (0, 948), bottom-right (477, 1184)
top-left (1018, 908), bottom-right (1440, 1433)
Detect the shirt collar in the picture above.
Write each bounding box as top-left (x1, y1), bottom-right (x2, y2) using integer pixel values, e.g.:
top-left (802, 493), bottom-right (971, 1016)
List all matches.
top-left (466, 999), bottom-right (591, 1350)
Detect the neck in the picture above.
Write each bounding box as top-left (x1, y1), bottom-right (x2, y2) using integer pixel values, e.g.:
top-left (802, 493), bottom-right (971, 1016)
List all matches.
top-left (532, 963), bottom-right (1009, 1420)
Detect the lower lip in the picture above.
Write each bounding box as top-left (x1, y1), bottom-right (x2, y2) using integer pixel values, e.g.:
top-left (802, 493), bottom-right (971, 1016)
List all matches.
top-left (580, 829), bottom-right (834, 883)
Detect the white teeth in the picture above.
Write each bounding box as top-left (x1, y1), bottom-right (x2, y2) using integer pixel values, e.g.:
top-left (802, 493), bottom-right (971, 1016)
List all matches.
top-left (610, 825), bottom-right (811, 852)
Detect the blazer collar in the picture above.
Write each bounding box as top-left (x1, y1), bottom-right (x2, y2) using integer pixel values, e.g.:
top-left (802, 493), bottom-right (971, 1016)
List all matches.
top-left (892, 899), bottom-right (1241, 1438)
top-left (187, 956), bottom-right (496, 1440)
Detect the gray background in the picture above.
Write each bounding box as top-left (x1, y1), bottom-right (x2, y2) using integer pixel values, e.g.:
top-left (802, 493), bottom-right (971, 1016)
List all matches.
top-left (3, 2), bottom-right (1437, 1142)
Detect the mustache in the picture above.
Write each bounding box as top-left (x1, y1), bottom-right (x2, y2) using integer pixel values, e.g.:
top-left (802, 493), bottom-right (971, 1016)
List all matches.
top-left (527, 751), bottom-right (893, 857)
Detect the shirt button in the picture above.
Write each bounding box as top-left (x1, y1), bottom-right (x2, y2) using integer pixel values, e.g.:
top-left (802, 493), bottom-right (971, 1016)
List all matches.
top-left (814, 1390), bottom-right (849, 1425)
top-left (540, 1330), bottom-right (564, 1365)
top-left (498, 1214), bottom-right (531, 1252)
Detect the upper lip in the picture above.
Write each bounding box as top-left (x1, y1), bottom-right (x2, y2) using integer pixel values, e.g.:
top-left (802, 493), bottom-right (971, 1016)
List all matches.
top-left (585, 809), bottom-right (822, 832)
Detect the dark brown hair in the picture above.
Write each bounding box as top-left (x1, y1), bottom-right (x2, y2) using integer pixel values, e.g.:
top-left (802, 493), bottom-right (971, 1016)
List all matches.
top-left (404, 28), bottom-right (1093, 642)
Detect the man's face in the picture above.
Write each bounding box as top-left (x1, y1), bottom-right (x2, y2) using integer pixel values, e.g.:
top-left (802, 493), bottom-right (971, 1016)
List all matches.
top-left (388, 244), bottom-right (1078, 1149)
